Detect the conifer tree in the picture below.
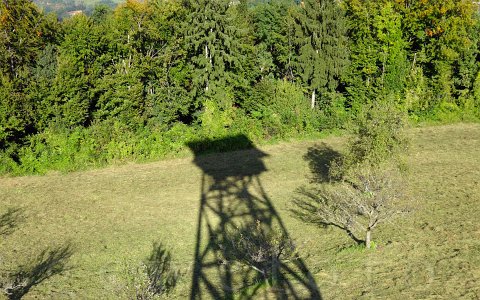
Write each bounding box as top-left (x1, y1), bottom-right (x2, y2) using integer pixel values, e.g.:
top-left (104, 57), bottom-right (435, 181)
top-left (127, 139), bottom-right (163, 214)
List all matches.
top-left (251, 0), bottom-right (296, 79)
top-left (182, 0), bottom-right (247, 106)
top-left (292, 0), bottom-right (349, 109)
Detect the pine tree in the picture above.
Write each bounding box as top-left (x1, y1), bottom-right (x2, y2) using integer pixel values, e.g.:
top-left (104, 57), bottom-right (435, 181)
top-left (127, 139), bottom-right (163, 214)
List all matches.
top-left (251, 0), bottom-right (296, 79)
top-left (292, 0), bottom-right (349, 109)
top-left (182, 0), bottom-right (247, 105)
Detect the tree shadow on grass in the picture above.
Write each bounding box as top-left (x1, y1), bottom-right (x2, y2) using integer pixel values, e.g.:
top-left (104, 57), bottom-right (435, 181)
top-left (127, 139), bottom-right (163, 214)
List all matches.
top-left (291, 143), bottom-right (367, 246)
top-left (0, 208), bottom-right (25, 237)
top-left (2, 244), bottom-right (73, 300)
top-left (291, 187), bottom-right (364, 245)
top-left (144, 242), bottom-right (180, 295)
top-left (123, 242), bottom-right (180, 298)
top-left (187, 135), bottom-right (321, 299)
top-left (303, 143), bottom-right (343, 184)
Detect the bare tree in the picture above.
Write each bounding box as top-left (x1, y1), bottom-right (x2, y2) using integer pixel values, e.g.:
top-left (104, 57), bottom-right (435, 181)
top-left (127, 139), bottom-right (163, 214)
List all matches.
top-left (294, 168), bottom-right (409, 249)
top-left (119, 242), bottom-right (180, 300)
top-left (222, 221), bottom-right (297, 286)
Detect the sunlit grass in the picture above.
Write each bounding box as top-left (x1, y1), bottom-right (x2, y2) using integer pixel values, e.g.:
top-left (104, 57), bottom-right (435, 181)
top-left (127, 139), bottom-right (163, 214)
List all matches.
top-left (0, 123), bottom-right (479, 298)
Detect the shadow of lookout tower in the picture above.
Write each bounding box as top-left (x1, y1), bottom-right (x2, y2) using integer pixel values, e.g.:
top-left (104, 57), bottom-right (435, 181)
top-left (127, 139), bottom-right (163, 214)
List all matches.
top-left (188, 135), bottom-right (321, 299)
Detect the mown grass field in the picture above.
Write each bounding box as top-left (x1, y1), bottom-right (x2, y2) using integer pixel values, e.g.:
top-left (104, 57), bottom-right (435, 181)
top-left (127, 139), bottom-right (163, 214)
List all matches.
top-left (1, 123), bottom-right (479, 299)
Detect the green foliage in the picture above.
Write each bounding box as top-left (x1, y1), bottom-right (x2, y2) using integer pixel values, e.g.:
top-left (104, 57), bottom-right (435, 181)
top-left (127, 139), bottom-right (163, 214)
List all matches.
top-left (251, 0), bottom-right (295, 79)
top-left (472, 72), bottom-right (480, 114)
top-left (404, 65), bottom-right (432, 114)
top-left (0, 0), bottom-right (56, 78)
top-left (292, 0), bottom-right (350, 107)
top-left (247, 79), bottom-right (321, 137)
top-left (0, 0), bottom-right (59, 148)
top-left (1, 0), bottom-right (480, 176)
top-left (0, 76), bottom-right (34, 149)
top-left (294, 92), bottom-right (411, 250)
top-left (332, 98), bottom-right (409, 179)
top-left (182, 0), bottom-right (250, 104)
top-left (400, 0), bottom-right (479, 109)
top-left (199, 97), bottom-right (235, 137)
top-left (351, 102), bottom-right (408, 166)
top-left (344, 0), bottom-right (409, 108)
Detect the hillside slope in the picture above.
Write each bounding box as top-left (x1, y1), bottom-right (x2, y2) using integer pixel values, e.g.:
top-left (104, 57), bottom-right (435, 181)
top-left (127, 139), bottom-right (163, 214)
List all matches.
top-left (0, 123), bottom-right (479, 298)
top-left (33, 0), bottom-right (123, 18)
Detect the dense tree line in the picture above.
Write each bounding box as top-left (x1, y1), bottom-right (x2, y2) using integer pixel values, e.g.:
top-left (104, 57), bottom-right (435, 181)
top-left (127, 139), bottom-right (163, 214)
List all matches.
top-left (1, 0), bottom-right (479, 175)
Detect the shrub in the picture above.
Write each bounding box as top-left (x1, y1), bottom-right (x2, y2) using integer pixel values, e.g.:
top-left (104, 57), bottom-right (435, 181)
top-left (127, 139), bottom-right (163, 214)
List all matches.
top-left (294, 97), bottom-right (411, 249)
top-left (119, 243), bottom-right (180, 300)
top-left (331, 97), bottom-right (409, 179)
top-left (247, 79), bottom-right (319, 138)
top-left (223, 221), bottom-right (296, 286)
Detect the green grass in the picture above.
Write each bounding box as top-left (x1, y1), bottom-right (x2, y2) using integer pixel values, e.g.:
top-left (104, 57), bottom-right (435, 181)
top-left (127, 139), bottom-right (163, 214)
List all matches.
top-left (1, 123), bottom-right (479, 299)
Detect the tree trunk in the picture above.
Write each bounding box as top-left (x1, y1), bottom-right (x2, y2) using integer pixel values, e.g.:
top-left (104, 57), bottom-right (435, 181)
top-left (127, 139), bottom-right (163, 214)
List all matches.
top-left (365, 229), bottom-right (372, 249)
top-left (205, 43), bottom-right (209, 92)
top-left (311, 89), bottom-right (316, 109)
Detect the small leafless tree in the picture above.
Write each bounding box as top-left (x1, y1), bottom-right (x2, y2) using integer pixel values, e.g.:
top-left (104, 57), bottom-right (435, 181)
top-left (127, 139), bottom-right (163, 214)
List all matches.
top-left (120, 242), bottom-right (180, 300)
top-left (294, 168), bottom-right (409, 249)
top-left (223, 221), bottom-right (296, 285)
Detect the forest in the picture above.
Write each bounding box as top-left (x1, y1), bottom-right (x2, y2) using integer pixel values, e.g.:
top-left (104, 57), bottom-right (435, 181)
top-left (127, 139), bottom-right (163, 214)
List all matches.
top-left (32, 0), bottom-right (121, 20)
top-left (1, 0), bottom-right (480, 175)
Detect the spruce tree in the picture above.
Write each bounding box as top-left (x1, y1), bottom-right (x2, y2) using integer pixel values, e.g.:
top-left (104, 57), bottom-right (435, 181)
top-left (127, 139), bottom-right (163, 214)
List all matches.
top-left (251, 0), bottom-right (296, 79)
top-left (292, 0), bottom-right (349, 109)
top-left (182, 0), bottom-right (247, 106)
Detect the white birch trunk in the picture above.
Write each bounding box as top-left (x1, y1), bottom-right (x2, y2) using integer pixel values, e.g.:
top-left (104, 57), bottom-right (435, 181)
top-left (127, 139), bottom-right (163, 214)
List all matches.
top-left (311, 89), bottom-right (316, 109)
top-left (205, 44), bottom-right (209, 92)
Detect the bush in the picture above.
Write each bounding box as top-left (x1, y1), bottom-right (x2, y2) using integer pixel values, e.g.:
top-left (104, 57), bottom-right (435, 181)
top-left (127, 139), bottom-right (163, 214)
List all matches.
top-left (119, 243), bottom-right (180, 300)
top-left (247, 79), bottom-right (320, 138)
top-left (294, 167), bottom-right (409, 249)
top-left (294, 96), bottom-right (411, 249)
top-left (331, 98), bottom-right (409, 179)
top-left (223, 221), bottom-right (297, 286)
top-left (15, 127), bottom-right (97, 175)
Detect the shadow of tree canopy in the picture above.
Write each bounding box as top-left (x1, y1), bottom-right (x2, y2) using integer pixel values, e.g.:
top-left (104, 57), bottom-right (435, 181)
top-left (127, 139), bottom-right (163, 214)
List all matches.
top-left (303, 143), bottom-right (343, 184)
top-left (144, 242), bottom-right (180, 296)
top-left (0, 208), bottom-right (25, 237)
top-left (294, 143), bottom-right (364, 245)
top-left (123, 242), bottom-right (181, 299)
top-left (2, 244), bottom-right (73, 300)
top-left (187, 135), bottom-right (321, 299)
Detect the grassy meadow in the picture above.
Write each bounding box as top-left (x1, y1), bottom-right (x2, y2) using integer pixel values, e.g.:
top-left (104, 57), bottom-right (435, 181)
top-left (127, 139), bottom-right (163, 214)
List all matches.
top-left (0, 123), bottom-right (479, 299)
